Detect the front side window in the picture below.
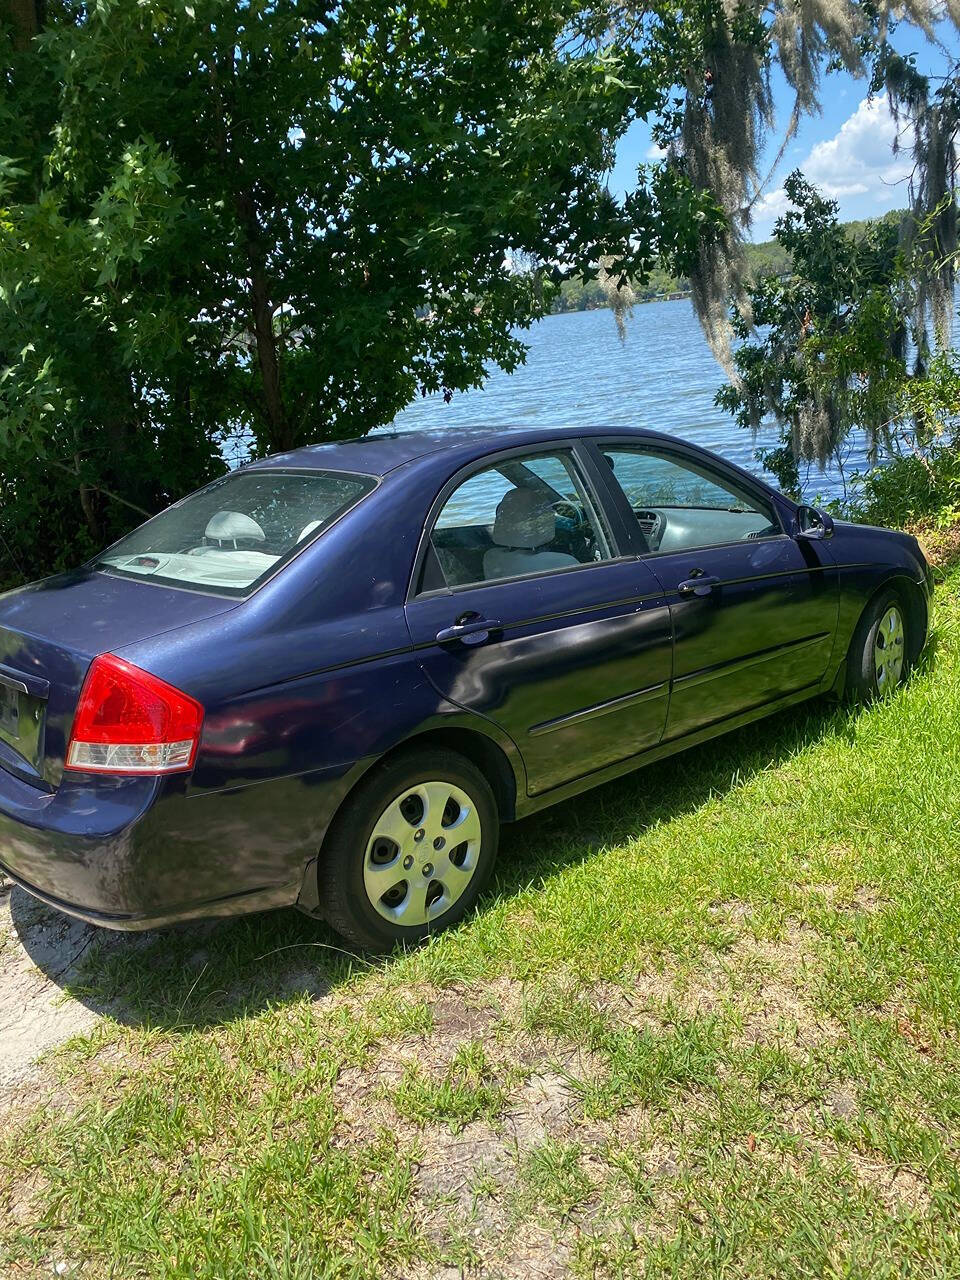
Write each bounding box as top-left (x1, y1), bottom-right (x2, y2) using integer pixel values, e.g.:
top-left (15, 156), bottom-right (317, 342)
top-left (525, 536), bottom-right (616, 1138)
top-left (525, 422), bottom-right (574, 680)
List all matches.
top-left (600, 448), bottom-right (780, 554)
top-left (93, 468), bottom-right (376, 596)
top-left (429, 450), bottom-right (612, 589)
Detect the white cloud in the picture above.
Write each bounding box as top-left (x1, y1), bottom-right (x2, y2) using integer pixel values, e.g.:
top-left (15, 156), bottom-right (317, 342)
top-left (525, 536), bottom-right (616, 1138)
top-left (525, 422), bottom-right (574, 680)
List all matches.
top-left (802, 95), bottom-right (912, 200)
top-left (751, 96), bottom-right (914, 238)
top-left (753, 186), bottom-right (791, 221)
top-left (646, 141), bottom-right (668, 161)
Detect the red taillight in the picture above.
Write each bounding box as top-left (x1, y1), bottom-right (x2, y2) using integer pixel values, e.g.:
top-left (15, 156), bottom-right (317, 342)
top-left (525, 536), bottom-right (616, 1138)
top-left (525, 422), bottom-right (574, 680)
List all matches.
top-left (65, 654), bottom-right (204, 775)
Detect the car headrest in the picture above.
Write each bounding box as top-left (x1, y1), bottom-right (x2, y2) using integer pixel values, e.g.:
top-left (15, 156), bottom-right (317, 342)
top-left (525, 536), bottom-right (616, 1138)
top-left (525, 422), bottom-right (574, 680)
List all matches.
top-left (297, 520), bottom-right (322, 543)
top-left (491, 487), bottom-right (555, 550)
top-left (204, 511), bottom-right (266, 543)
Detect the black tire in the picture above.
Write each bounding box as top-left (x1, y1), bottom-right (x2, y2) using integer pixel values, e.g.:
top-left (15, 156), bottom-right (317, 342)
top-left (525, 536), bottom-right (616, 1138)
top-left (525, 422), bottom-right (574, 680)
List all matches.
top-left (317, 748), bottom-right (499, 951)
top-left (845, 589), bottom-right (910, 704)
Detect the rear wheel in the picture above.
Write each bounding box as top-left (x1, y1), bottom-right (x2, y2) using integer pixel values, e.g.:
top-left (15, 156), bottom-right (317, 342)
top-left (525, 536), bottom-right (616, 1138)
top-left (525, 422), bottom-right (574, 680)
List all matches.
top-left (318, 748), bottom-right (499, 951)
top-left (846, 590), bottom-right (909, 703)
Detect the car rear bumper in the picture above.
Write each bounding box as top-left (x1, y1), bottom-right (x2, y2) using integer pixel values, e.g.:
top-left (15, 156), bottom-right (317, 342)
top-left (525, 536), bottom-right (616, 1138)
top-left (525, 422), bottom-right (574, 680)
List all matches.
top-left (0, 856), bottom-right (300, 930)
top-left (0, 758), bottom-right (363, 929)
top-left (0, 767), bottom-right (161, 915)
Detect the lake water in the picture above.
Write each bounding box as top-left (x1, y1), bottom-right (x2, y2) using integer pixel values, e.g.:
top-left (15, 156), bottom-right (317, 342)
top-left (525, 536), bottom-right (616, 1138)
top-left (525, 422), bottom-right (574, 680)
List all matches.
top-left (392, 301), bottom-right (865, 500)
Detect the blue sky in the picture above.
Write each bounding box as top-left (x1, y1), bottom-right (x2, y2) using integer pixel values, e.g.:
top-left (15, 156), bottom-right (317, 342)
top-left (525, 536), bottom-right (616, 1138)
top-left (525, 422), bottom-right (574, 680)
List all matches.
top-left (608, 18), bottom-right (960, 242)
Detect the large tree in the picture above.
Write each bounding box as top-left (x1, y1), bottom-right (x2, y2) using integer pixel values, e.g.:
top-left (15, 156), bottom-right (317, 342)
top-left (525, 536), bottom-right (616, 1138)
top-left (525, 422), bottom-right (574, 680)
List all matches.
top-left (717, 172), bottom-right (960, 496)
top-left (1, 0), bottom-right (720, 583)
top-left (3, 0), bottom-right (959, 587)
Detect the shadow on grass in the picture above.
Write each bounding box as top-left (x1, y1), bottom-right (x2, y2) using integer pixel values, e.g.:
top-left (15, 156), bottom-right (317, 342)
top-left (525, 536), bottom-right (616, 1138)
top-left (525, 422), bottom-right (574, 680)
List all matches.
top-left (7, 689), bottom-right (867, 1038)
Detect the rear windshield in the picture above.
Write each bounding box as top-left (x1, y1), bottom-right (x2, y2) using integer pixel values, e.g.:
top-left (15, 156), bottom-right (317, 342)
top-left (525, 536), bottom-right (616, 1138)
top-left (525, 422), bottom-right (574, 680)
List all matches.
top-left (93, 468), bottom-right (376, 597)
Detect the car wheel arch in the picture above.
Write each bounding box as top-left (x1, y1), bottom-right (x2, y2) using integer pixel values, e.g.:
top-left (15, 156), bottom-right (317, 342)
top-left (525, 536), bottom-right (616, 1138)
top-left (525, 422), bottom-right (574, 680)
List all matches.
top-left (383, 726), bottom-right (520, 823)
top-left (295, 724), bottom-right (521, 919)
top-left (861, 574), bottom-right (929, 664)
top-left (835, 574), bottom-right (927, 698)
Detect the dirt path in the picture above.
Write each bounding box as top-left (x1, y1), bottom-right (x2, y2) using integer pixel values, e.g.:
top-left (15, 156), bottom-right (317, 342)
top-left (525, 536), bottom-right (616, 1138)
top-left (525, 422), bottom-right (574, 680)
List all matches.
top-left (0, 877), bottom-right (105, 1103)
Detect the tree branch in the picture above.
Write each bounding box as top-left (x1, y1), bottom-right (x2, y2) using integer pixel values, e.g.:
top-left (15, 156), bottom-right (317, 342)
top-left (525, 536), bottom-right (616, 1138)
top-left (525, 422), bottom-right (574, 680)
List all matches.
top-left (46, 458), bottom-right (152, 520)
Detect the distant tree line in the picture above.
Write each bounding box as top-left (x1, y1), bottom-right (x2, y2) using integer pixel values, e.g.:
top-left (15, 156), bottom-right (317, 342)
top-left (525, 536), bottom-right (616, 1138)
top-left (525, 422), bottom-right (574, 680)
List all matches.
top-left (552, 211), bottom-right (908, 314)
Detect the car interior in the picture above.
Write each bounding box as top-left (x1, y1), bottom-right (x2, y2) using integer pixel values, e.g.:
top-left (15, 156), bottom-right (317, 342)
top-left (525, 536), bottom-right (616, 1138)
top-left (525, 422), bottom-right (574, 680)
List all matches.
top-left (427, 457), bottom-right (604, 589)
top-left (425, 447), bottom-right (781, 592)
top-left (628, 503), bottom-right (779, 551)
top-left (599, 449), bottom-right (780, 552)
top-left (98, 511), bottom-right (327, 590)
top-left (94, 470), bottom-right (373, 594)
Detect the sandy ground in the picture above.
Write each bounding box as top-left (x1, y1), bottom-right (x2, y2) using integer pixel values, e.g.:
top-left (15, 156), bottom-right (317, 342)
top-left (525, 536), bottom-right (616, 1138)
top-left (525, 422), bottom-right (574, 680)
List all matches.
top-left (0, 875), bottom-right (107, 1104)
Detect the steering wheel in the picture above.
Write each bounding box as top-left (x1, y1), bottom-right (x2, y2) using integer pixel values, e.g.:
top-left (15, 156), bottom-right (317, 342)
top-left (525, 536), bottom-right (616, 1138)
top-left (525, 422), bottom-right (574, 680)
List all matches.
top-left (740, 522), bottom-right (779, 540)
top-left (550, 498), bottom-right (586, 527)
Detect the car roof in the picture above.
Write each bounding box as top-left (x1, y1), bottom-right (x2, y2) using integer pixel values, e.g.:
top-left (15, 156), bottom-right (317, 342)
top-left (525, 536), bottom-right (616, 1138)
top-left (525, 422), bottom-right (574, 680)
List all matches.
top-left (244, 424), bottom-right (665, 479)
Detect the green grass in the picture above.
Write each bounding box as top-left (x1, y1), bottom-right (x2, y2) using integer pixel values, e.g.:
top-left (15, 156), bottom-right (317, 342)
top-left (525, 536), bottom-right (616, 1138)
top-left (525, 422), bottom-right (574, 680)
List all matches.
top-left (390, 1042), bottom-right (508, 1133)
top-left (3, 555), bottom-right (960, 1278)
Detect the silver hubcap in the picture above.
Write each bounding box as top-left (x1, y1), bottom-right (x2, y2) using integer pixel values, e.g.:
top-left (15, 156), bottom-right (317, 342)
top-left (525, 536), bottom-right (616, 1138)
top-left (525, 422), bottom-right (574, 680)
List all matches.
top-left (874, 605), bottom-right (905, 690)
top-left (363, 781), bottom-right (482, 927)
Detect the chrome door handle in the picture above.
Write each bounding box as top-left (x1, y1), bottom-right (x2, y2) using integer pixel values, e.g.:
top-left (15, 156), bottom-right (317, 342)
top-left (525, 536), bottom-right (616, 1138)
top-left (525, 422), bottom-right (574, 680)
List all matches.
top-left (435, 616), bottom-right (502, 646)
top-left (678, 575), bottom-right (720, 597)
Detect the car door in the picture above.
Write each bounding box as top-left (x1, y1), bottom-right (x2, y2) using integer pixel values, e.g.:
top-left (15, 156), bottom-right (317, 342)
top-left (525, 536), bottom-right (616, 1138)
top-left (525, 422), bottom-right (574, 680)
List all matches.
top-left (404, 443), bottom-right (673, 796)
top-left (588, 440), bottom-right (839, 741)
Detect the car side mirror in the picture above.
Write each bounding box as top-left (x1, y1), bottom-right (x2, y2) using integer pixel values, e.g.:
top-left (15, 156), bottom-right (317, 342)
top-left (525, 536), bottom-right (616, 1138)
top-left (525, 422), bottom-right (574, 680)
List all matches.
top-left (795, 504), bottom-right (834, 541)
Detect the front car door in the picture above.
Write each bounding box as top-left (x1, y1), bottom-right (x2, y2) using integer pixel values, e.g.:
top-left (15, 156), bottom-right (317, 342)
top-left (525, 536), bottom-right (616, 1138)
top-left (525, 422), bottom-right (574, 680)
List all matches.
top-left (587, 439), bottom-right (839, 741)
top-left (404, 443), bottom-right (673, 796)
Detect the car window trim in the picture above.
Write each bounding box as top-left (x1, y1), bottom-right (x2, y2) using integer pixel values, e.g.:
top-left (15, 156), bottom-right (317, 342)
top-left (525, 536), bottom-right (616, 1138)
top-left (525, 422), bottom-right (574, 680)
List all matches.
top-left (581, 437), bottom-right (788, 558)
top-left (412, 553), bottom-right (642, 600)
top-left (640, 529), bottom-right (788, 560)
top-left (407, 440), bottom-right (624, 601)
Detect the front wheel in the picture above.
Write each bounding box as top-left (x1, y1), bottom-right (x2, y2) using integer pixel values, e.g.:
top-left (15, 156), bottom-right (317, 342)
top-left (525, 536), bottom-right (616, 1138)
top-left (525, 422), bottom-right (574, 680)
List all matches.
top-left (845, 590), bottom-right (909, 703)
top-left (318, 748), bottom-right (499, 951)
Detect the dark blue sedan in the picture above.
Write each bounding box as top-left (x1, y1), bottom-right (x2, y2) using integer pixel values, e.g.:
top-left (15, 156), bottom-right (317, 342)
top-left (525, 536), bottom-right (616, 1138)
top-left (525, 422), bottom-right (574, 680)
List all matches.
top-left (0, 427), bottom-right (932, 948)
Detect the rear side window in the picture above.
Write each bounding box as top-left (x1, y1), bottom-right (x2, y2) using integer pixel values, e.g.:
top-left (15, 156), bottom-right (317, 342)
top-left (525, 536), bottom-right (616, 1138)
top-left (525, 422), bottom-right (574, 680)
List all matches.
top-left (426, 450), bottom-right (613, 590)
top-left (93, 469), bottom-right (375, 597)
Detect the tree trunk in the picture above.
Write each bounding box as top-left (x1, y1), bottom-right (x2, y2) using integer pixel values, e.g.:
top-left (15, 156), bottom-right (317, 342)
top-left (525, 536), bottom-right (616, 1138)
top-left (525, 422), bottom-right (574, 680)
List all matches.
top-left (3, 0), bottom-right (41, 49)
top-left (245, 242), bottom-right (290, 452)
top-left (74, 455), bottom-right (100, 543)
top-left (207, 53), bottom-right (290, 454)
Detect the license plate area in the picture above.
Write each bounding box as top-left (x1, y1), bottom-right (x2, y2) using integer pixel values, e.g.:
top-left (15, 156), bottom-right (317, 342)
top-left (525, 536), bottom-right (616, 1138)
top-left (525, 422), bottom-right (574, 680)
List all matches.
top-left (0, 680), bottom-right (44, 772)
top-left (0, 683), bottom-right (18, 736)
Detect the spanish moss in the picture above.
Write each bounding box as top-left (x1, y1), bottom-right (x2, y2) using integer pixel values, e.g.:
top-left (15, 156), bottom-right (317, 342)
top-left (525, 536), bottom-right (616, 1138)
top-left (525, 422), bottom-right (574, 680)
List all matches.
top-left (597, 255), bottom-right (637, 342)
top-left (666, 1), bottom-right (960, 379)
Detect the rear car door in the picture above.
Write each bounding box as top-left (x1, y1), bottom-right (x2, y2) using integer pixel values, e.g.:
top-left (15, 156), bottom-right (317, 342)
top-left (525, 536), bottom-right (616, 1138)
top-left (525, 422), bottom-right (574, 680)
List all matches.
top-left (404, 443), bottom-right (672, 796)
top-left (589, 440), bottom-right (839, 741)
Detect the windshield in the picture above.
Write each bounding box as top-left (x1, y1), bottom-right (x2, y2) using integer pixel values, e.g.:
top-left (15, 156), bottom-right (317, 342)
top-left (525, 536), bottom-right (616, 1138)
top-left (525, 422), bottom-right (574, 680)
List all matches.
top-left (93, 468), bottom-right (376, 597)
